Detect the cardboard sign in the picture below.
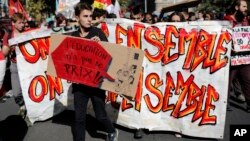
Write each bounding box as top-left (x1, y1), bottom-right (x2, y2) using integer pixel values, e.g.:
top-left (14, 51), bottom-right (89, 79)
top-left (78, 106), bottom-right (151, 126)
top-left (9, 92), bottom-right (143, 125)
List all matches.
top-left (51, 37), bottom-right (114, 87)
top-left (47, 34), bottom-right (144, 98)
top-left (233, 26), bottom-right (250, 52)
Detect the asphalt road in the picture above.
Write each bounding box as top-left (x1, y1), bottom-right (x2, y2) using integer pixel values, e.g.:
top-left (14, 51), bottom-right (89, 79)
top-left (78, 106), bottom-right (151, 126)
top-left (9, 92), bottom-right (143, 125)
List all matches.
top-left (1, 93), bottom-right (250, 141)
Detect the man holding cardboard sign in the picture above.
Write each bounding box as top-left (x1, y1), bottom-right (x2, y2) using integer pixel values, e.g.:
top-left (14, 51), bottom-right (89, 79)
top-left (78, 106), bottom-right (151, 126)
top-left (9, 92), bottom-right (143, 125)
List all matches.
top-left (70, 2), bottom-right (117, 141)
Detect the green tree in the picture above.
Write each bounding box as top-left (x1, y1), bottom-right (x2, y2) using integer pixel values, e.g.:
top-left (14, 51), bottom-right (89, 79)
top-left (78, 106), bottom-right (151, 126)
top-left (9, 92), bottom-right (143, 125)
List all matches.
top-left (118, 0), bottom-right (131, 8)
top-left (26, 0), bottom-right (46, 22)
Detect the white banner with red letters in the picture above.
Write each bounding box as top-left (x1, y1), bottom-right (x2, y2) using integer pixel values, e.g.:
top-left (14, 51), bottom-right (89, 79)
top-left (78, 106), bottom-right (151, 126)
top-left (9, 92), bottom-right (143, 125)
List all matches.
top-left (11, 19), bottom-right (232, 139)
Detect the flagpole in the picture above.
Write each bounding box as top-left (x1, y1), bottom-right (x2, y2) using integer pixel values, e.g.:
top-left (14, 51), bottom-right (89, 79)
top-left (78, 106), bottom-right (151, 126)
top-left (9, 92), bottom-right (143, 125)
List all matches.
top-left (144, 0), bottom-right (147, 13)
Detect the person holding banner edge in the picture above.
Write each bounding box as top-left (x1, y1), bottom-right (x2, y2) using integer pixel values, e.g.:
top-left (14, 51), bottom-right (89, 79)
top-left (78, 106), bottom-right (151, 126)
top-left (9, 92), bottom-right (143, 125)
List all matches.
top-left (70, 2), bottom-right (118, 141)
top-left (224, 0), bottom-right (250, 112)
top-left (0, 13), bottom-right (32, 124)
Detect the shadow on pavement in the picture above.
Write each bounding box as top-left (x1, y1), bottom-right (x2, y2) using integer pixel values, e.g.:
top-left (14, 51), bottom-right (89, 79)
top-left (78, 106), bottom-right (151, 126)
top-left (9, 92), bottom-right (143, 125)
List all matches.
top-left (0, 115), bottom-right (28, 141)
top-left (52, 110), bottom-right (106, 140)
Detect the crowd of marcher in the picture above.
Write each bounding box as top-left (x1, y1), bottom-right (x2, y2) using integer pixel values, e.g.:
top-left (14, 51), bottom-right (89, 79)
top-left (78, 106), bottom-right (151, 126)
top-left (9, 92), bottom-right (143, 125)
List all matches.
top-left (1, 0), bottom-right (250, 141)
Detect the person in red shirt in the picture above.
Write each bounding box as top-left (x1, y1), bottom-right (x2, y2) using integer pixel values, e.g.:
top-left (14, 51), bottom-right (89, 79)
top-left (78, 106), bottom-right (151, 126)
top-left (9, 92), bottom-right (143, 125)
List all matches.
top-left (1, 13), bottom-right (27, 117)
top-left (224, 0), bottom-right (248, 27)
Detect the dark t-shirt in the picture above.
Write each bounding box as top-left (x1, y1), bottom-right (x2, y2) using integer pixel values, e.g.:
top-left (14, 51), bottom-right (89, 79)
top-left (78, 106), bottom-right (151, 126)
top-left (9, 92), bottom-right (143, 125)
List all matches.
top-left (70, 26), bottom-right (108, 92)
top-left (71, 26), bottom-right (108, 41)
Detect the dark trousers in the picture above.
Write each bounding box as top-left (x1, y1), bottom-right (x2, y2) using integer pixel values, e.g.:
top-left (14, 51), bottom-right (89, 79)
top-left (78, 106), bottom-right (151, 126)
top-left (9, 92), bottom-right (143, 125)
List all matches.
top-left (73, 84), bottom-right (115, 141)
top-left (229, 64), bottom-right (250, 105)
top-left (10, 63), bottom-right (24, 106)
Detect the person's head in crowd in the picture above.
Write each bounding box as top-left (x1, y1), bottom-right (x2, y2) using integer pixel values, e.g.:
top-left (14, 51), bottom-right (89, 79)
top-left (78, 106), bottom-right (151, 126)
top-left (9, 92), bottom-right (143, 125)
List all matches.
top-left (74, 2), bottom-right (93, 30)
top-left (152, 11), bottom-right (160, 22)
top-left (188, 12), bottom-right (196, 21)
top-left (93, 8), bottom-right (107, 25)
top-left (130, 6), bottom-right (144, 22)
top-left (27, 20), bottom-right (38, 28)
top-left (204, 11), bottom-right (215, 20)
top-left (152, 14), bottom-right (159, 23)
top-left (144, 13), bottom-right (154, 24)
top-left (169, 11), bottom-right (185, 22)
top-left (228, 0), bottom-right (248, 22)
top-left (11, 12), bottom-right (25, 33)
top-left (180, 8), bottom-right (189, 21)
top-left (107, 13), bottom-right (117, 18)
top-left (55, 13), bottom-right (67, 27)
top-left (197, 10), bottom-right (205, 21)
top-left (47, 21), bottom-right (54, 28)
top-left (160, 13), bottom-right (169, 22)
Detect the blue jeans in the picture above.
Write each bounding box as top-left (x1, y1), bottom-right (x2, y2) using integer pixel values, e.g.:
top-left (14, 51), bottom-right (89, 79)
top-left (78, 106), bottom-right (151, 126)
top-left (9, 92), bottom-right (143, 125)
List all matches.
top-left (73, 84), bottom-right (115, 141)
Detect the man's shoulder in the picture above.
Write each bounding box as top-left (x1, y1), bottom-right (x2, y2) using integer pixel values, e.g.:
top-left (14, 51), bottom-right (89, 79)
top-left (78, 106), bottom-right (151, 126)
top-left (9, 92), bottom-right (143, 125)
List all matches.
top-left (70, 30), bottom-right (80, 37)
top-left (90, 26), bottom-right (102, 33)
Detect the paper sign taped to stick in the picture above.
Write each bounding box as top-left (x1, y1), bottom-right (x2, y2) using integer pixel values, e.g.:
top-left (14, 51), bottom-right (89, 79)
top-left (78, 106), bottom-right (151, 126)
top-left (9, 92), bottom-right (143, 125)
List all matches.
top-left (47, 34), bottom-right (144, 98)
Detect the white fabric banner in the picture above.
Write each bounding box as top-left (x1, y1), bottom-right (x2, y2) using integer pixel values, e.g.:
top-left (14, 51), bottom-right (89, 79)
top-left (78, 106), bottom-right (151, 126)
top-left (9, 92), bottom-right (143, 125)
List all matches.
top-left (14, 19), bottom-right (232, 139)
top-left (0, 59), bottom-right (6, 89)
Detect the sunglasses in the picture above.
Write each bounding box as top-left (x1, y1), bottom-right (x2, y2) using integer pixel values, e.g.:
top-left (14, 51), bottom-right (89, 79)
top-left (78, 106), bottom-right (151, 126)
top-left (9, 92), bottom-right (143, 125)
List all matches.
top-left (132, 17), bottom-right (141, 20)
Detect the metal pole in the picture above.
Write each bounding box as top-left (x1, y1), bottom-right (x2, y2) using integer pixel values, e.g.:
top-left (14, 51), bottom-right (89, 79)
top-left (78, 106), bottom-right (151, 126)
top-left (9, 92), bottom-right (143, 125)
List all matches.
top-left (144, 0), bottom-right (147, 13)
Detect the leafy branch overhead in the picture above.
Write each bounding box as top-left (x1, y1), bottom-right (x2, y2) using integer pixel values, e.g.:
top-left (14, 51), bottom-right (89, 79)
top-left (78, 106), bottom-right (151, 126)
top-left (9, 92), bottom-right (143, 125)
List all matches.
top-left (26, 0), bottom-right (46, 21)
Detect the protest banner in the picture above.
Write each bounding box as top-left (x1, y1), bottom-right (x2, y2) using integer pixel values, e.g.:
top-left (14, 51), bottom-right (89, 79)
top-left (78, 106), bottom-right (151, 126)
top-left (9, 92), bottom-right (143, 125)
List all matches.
top-left (47, 34), bottom-right (144, 98)
top-left (0, 58), bottom-right (6, 95)
top-left (12, 19), bottom-right (232, 139)
top-left (105, 19), bottom-right (232, 139)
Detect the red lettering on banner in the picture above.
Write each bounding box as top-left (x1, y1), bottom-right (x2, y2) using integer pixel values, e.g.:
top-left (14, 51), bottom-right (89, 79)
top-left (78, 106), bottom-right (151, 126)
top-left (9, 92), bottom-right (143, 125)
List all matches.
top-left (162, 72), bottom-right (175, 111)
top-left (19, 37), bottom-right (50, 63)
top-left (127, 23), bottom-right (145, 49)
top-left (134, 68), bottom-right (143, 111)
top-left (141, 72), bottom-right (219, 125)
top-left (172, 72), bottom-right (194, 117)
top-left (29, 74), bottom-right (63, 103)
top-left (180, 29), bottom-right (198, 69)
top-left (202, 33), bottom-right (217, 68)
top-left (200, 85), bottom-right (219, 125)
top-left (144, 73), bottom-right (163, 113)
top-left (116, 25), bottom-right (231, 73)
top-left (210, 31), bottom-right (231, 73)
top-left (144, 26), bottom-right (164, 63)
top-left (162, 25), bottom-right (179, 65)
top-left (116, 24), bottom-right (127, 44)
top-left (191, 30), bottom-right (210, 71)
top-left (29, 75), bottom-right (48, 102)
top-left (107, 92), bottom-right (120, 109)
top-left (46, 75), bottom-right (63, 100)
top-left (121, 98), bottom-right (133, 111)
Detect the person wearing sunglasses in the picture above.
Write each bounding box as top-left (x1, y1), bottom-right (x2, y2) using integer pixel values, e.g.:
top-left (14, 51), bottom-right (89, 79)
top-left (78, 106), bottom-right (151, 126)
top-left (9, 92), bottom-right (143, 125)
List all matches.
top-left (144, 13), bottom-right (155, 24)
top-left (130, 6), bottom-right (144, 22)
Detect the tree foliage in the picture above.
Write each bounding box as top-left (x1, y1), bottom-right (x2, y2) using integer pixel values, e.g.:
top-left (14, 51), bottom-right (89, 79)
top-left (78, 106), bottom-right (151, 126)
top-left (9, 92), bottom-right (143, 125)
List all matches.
top-left (26, 0), bottom-right (46, 22)
top-left (118, 0), bottom-right (131, 8)
top-left (197, 0), bottom-right (240, 13)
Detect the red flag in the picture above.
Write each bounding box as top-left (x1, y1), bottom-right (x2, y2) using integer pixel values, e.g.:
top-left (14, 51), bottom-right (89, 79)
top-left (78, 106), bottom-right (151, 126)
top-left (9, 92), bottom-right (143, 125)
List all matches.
top-left (9, 0), bottom-right (29, 20)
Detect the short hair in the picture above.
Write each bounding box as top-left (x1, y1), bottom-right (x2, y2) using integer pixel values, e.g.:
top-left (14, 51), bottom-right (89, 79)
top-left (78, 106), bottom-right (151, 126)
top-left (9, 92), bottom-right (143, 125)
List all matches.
top-left (11, 13), bottom-right (25, 23)
top-left (74, 2), bottom-right (92, 16)
top-left (168, 11), bottom-right (185, 22)
top-left (131, 5), bottom-right (143, 17)
top-left (93, 8), bottom-right (107, 20)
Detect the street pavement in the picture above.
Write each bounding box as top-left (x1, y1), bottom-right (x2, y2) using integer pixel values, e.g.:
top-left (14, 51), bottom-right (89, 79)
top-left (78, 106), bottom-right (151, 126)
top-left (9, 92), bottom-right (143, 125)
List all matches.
top-left (1, 93), bottom-right (250, 141)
